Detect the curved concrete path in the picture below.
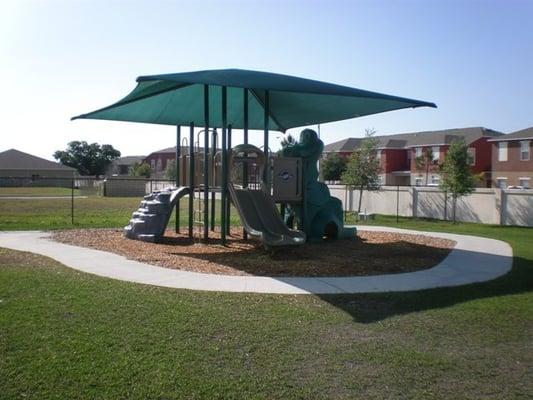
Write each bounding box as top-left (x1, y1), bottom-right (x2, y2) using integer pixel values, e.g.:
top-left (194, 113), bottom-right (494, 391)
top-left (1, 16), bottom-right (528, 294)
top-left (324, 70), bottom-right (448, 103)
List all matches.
top-left (0, 227), bottom-right (512, 294)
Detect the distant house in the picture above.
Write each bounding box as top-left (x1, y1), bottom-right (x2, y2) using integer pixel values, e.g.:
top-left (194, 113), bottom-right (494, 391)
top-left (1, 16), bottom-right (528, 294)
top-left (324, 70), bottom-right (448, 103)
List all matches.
top-left (0, 149), bottom-right (76, 185)
top-left (106, 156), bottom-right (145, 176)
top-left (144, 146), bottom-right (217, 178)
top-left (488, 127), bottom-right (533, 189)
top-left (324, 127), bottom-right (503, 187)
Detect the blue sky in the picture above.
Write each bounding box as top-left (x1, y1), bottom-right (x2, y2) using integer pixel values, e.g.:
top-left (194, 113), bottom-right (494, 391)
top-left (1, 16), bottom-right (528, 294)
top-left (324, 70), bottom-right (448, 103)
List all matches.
top-left (1, 0), bottom-right (532, 160)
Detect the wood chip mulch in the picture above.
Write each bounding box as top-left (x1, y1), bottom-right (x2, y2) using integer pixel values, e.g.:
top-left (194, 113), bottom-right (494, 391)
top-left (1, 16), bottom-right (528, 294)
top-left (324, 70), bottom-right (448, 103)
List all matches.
top-left (50, 228), bottom-right (455, 277)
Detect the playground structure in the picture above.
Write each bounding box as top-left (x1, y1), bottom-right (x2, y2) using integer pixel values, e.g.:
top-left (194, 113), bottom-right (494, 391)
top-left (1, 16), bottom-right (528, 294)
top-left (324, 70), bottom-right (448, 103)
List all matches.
top-left (228, 144), bottom-right (306, 248)
top-left (73, 69), bottom-right (436, 246)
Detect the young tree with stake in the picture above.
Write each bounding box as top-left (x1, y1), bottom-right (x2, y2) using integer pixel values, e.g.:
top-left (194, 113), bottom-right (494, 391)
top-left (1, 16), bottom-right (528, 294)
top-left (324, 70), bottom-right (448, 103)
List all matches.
top-left (341, 129), bottom-right (381, 218)
top-left (440, 140), bottom-right (475, 223)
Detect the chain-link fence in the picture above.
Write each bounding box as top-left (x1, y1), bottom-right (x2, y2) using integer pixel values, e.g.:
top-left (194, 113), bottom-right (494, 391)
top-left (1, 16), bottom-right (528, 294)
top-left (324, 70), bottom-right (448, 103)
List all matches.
top-left (0, 176), bottom-right (194, 230)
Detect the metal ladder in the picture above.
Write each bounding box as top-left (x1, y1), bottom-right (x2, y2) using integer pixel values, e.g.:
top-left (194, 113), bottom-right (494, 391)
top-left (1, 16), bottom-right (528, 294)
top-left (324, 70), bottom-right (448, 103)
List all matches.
top-left (193, 186), bottom-right (205, 242)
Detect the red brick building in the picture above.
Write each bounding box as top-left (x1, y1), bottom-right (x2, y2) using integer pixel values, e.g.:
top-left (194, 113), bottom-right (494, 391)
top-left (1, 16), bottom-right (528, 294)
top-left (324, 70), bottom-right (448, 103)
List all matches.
top-left (324, 127), bottom-right (503, 187)
top-left (143, 146), bottom-right (178, 178)
top-left (488, 127), bottom-right (533, 189)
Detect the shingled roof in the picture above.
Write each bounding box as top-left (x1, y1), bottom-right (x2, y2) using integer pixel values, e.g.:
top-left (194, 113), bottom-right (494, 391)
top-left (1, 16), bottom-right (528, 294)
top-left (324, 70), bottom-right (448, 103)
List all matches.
top-left (0, 149), bottom-right (76, 171)
top-left (487, 127), bottom-right (533, 142)
top-left (324, 127), bottom-right (503, 152)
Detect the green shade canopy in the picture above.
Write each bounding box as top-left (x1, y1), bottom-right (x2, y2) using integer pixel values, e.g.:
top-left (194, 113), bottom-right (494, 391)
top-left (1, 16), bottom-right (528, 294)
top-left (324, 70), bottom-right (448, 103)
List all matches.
top-left (72, 69), bottom-right (436, 132)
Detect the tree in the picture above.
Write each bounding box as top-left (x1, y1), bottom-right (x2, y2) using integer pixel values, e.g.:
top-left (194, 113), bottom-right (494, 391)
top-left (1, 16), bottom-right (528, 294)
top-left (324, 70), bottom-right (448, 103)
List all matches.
top-left (415, 147), bottom-right (436, 186)
top-left (341, 129), bottom-right (381, 218)
top-left (54, 141), bottom-right (120, 176)
top-left (129, 162), bottom-right (151, 178)
top-left (165, 159), bottom-right (176, 180)
top-left (320, 153), bottom-right (347, 181)
top-left (440, 140), bottom-right (475, 223)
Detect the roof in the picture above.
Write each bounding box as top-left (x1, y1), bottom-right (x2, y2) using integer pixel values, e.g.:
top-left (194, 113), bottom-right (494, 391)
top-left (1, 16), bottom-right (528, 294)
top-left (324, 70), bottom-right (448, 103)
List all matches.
top-left (0, 149), bottom-right (76, 171)
top-left (147, 145), bottom-right (220, 157)
top-left (72, 68), bottom-right (436, 132)
top-left (324, 127), bottom-right (504, 152)
top-left (487, 127), bottom-right (533, 142)
top-left (112, 156), bottom-right (145, 165)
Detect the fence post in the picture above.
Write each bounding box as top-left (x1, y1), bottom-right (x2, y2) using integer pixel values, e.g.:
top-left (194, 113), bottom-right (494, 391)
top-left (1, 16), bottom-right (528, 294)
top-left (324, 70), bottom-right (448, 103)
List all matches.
top-left (411, 186), bottom-right (418, 218)
top-left (396, 185), bottom-right (400, 223)
top-left (443, 190), bottom-right (448, 221)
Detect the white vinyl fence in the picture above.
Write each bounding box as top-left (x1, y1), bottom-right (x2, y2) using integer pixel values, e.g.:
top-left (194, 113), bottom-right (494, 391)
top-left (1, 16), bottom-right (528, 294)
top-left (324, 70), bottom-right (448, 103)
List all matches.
top-left (328, 185), bottom-right (533, 227)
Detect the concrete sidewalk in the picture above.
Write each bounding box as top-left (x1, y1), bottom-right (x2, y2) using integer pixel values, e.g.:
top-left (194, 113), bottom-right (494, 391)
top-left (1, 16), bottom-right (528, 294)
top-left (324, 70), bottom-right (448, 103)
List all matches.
top-left (0, 227), bottom-right (513, 294)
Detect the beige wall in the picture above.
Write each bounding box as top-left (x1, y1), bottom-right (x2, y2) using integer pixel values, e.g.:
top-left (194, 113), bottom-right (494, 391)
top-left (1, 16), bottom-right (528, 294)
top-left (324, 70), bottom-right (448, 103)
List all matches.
top-left (104, 177), bottom-right (147, 197)
top-left (328, 185), bottom-right (533, 227)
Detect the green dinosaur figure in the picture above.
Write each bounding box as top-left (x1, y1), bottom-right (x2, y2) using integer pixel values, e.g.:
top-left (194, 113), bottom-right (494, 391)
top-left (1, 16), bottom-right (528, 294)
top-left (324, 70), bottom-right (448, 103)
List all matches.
top-left (281, 129), bottom-right (356, 240)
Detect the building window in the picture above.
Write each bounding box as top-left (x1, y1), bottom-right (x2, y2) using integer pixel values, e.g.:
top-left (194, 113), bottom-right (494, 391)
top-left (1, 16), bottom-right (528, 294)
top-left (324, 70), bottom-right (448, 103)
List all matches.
top-left (415, 147), bottom-right (422, 158)
top-left (497, 177), bottom-right (507, 189)
top-left (519, 177), bottom-right (530, 189)
top-left (431, 146), bottom-right (439, 162)
top-left (150, 159), bottom-right (155, 170)
top-left (467, 148), bottom-right (476, 166)
top-left (498, 142), bottom-right (508, 162)
top-left (415, 176), bottom-right (423, 186)
top-left (520, 140), bottom-right (530, 161)
top-left (156, 158), bottom-right (162, 171)
top-left (430, 175), bottom-right (440, 186)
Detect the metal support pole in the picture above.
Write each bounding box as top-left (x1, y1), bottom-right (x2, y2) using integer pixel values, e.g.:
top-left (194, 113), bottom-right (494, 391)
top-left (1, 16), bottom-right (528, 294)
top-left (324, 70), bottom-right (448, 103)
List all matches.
top-left (71, 176), bottom-right (74, 224)
top-left (175, 125), bottom-right (181, 233)
top-left (210, 129), bottom-right (217, 231)
top-left (203, 85), bottom-right (209, 241)
top-left (188, 122), bottom-right (194, 239)
top-left (226, 124), bottom-right (232, 235)
top-left (263, 89), bottom-right (270, 188)
top-left (243, 88), bottom-right (248, 240)
top-left (220, 86), bottom-right (227, 245)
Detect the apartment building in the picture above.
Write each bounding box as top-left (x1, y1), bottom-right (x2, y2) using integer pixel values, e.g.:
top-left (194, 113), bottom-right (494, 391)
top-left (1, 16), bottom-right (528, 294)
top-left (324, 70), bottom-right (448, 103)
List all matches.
top-left (489, 127), bottom-right (533, 189)
top-left (323, 127), bottom-right (503, 187)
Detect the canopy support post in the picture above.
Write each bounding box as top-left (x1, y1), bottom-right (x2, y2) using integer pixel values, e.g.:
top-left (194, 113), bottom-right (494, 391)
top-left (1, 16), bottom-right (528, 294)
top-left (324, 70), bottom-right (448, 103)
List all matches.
top-left (210, 128), bottom-right (217, 231)
top-left (188, 122), bottom-right (194, 239)
top-left (226, 124), bottom-right (232, 235)
top-left (203, 84), bottom-right (209, 242)
top-left (264, 89), bottom-right (270, 188)
top-left (242, 88), bottom-right (248, 240)
top-left (175, 125), bottom-right (181, 233)
top-left (221, 86), bottom-right (227, 245)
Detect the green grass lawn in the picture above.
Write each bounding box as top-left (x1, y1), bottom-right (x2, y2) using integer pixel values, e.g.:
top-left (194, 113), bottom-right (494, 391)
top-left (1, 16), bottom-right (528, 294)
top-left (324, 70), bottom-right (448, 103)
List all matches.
top-left (0, 196), bottom-right (241, 230)
top-left (0, 186), bottom-right (81, 197)
top-left (1, 216), bottom-right (532, 399)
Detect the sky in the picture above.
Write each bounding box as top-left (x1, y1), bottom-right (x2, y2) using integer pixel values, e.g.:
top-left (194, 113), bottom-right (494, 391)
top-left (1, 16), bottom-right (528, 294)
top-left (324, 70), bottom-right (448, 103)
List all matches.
top-left (1, 0), bottom-right (532, 160)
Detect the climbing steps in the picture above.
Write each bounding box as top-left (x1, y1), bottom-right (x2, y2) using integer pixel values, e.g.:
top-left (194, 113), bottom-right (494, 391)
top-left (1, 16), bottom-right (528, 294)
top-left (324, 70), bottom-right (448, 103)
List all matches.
top-left (124, 186), bottom-right (190, 243)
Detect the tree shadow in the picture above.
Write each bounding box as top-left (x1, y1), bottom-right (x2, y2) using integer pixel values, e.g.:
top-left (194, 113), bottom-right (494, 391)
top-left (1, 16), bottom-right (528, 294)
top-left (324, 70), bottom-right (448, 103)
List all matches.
top-left (160, 233), bottom-right (453, 277)
top-left (316, 253), bottom-right (531, 323)
top-left (156, 229), bottom-right (532, 324)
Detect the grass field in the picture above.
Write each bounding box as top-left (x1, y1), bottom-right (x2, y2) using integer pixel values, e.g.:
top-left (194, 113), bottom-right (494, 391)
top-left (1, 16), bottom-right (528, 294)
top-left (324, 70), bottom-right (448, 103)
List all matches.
top-left (1, 216), bottom-right (532, 399)
top-left (0, 196), bottom-right (241, 230)
top-left (0, 186), bottom-right (81, 197)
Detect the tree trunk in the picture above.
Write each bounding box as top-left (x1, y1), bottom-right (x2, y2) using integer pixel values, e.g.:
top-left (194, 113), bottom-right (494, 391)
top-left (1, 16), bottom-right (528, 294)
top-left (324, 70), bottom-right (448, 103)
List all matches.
top-left (425, 162), bottom-right (429, 186)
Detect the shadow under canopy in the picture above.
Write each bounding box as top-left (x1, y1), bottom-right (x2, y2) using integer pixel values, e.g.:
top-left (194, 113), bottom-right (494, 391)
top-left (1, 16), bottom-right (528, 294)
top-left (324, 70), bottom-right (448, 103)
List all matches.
top-left (71, 68), bottom-right (436, 131)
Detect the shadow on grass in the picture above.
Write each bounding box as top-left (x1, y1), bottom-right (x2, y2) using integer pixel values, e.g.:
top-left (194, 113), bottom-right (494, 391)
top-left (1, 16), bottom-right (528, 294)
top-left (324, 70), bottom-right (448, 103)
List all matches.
top-left (317, 255), bottom-right (532, 323)
top-left (158, 229), bottom-right (532, 324)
